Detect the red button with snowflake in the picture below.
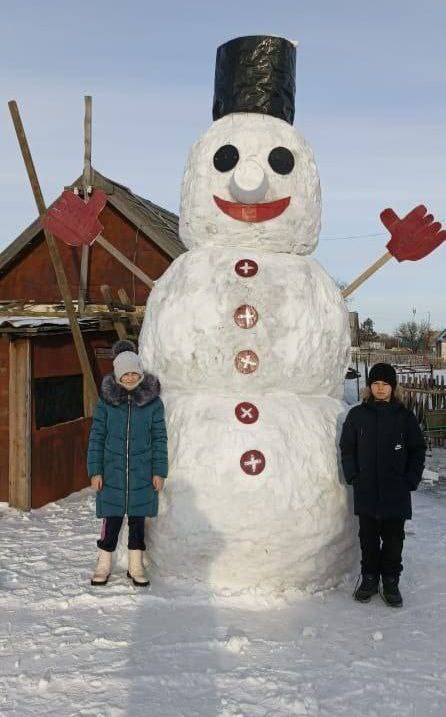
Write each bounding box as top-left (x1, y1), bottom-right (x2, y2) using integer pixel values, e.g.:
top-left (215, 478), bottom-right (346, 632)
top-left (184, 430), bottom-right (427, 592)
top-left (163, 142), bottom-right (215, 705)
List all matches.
top-left (235, 402), bottom-right (259, 424)
top-left (235, 350), bottom-right (259, 374)
top-left (240, 450), bottom-right (265, 475)
top-left (234, 259), bottom-right (258, 278)
top-left (234, 304), bottom-right (258, 329)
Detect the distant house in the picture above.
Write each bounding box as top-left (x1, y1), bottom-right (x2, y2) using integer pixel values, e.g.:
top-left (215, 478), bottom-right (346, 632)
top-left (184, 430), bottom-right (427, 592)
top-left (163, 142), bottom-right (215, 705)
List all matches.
top-left (435, 329), bottom-right (446, 360)
top-left (360, 340), bottom-right (386, 351)
top-left (0, 169), bottom-right (185, 510)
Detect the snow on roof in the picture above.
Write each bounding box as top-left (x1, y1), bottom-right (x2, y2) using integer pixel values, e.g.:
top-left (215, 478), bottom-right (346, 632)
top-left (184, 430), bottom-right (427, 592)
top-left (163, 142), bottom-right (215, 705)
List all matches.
top-left (0, 315), bottom-right (102, 336)
top-left (0, 316), bottom-right (96, 328)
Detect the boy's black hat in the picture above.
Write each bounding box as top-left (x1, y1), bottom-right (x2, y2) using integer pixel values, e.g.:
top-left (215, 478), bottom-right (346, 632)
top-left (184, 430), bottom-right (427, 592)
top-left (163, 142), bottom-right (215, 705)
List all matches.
top-left (367, 362), bottom-right (397, 389)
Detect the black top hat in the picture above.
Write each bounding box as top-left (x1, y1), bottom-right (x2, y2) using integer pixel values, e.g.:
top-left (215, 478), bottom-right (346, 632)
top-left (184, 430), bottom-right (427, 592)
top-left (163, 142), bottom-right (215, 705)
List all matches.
top-left (212, 35), bottom-right (296, 125)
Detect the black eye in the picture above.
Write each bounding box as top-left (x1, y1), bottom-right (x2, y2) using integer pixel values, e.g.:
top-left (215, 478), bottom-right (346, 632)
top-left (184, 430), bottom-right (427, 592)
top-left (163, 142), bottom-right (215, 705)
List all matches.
top-left (213, 144), bottom-right (239, 172)
top-left (268, 147), bottom-right (295, 175)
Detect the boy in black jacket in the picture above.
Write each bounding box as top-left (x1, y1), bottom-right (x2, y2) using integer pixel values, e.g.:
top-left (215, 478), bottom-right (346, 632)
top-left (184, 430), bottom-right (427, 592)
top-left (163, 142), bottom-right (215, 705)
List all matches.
top-left (340, 363), bottom-right (426, 607)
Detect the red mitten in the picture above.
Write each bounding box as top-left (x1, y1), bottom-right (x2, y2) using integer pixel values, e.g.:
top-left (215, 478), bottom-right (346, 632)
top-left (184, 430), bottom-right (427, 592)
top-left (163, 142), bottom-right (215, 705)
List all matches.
top-left (42, 189), bottom-right (107, 246)
top-left (380, 204), bottom-right (446, 262)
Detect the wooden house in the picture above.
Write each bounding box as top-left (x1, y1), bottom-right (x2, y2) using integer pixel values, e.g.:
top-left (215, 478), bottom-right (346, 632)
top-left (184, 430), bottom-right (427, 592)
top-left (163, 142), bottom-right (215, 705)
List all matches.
top-left (435, 329), bottom-right (446, 361)
top-left (0, 170), bottom-right (185, 510)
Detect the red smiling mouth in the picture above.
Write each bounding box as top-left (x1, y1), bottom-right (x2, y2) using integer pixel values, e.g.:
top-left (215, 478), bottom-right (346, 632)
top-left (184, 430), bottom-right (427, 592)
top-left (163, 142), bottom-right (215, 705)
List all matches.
top-left (213, 195), bottom-right (291, 222)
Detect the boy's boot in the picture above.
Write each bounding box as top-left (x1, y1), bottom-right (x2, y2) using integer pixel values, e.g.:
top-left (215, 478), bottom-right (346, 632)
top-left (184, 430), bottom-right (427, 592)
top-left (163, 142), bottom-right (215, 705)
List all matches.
top-left (354, 573), bottom-right (379, 602)
top-left (91, 549), bottom-right (112, 586)
top-left (382, 575), bottom-right (403, 607)
top-left (127, 550), bottom-right (150, 587)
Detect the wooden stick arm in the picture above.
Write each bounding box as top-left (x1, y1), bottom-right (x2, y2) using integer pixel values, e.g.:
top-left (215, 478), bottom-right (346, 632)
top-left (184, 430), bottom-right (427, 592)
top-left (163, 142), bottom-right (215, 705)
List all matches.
top-left (342, 251), bottom-right (392, 299)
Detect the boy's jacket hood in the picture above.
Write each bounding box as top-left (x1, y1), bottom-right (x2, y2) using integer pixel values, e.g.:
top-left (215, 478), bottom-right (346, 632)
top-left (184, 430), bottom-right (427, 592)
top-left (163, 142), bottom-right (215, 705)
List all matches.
top-left (101, 373), bottom-right (160, 407)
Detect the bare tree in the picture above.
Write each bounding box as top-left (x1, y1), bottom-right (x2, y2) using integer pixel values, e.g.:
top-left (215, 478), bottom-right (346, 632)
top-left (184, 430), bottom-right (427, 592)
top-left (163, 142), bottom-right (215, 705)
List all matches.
top-left (335, 279), bottom-right (351, 304)
top-left (394, 319), bottom-right (430, 352)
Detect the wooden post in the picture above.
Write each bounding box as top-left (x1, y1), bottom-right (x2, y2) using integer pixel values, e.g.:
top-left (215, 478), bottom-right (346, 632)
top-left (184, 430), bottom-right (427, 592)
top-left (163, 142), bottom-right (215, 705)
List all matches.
top-left (8, 100), bottom-right (98, 416)
top-left (100, 285), bottom-right (128, 340)
top-left (349, 311), bottom-right (361, 402)
top-left (118, 288), bottom-right (141, 338)
top-left (79, 96), bottom-right (92, 314)
top-left (9, 338), bottom-right (31, 510)
top-left (349, 311), bottom-right (360, 347)
top-left (83, 95), bottom-right (92, 186)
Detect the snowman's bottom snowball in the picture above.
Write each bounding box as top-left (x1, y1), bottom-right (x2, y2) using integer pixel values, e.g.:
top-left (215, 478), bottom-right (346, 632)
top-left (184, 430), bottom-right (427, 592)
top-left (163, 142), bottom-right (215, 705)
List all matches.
top-left (142, 392), bottom-right (356, 591)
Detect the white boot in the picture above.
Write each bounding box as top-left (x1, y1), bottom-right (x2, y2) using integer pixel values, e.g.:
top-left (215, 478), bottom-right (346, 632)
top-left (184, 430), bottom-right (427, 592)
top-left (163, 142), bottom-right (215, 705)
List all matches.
top-left (91, 549), bottom-right (112, 586)
top-left (127, 550), bottom-right (150, 587)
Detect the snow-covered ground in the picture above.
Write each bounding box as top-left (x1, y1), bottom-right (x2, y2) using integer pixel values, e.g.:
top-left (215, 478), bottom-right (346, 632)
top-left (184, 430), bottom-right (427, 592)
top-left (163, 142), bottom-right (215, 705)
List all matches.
top-left (1, 383), bottom-right (446, 716)
top-left (2, 474), bottom-right (446, 716)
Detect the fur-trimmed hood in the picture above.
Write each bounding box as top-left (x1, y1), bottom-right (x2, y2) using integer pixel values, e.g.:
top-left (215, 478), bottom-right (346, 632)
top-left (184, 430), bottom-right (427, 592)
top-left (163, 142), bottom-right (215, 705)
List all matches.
top-left (101, 372), bottom-right (161, 407)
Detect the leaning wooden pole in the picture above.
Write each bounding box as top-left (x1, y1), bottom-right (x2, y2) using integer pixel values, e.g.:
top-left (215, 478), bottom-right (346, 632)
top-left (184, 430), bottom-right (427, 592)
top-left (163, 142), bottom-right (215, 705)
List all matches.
top-left (8, 100), bottom-right (98, 415)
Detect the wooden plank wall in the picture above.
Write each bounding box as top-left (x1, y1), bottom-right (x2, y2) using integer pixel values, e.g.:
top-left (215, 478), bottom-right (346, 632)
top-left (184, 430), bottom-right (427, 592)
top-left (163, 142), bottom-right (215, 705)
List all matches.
top-left (31, 419), bottom-right (92, 508)
top-left (0, 338), bottom-right (10, 501)
top-left (30, 331), bottom-right (116, 508)
top-left (0, 205), bottom-right (171, 305)
top-left (9, 339), bottom-right (31, 510)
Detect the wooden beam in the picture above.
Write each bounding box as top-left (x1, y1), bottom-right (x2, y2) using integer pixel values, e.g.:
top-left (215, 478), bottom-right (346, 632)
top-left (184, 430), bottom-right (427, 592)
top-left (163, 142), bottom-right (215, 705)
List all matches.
top-left (118, 288), bottom-right (141, 336)
top-left (79, 96), bottom-right (93, 314)
top-left (0, 305), bottom-right (144, 319)
top-left (83, 95), bottom-right (92, 187)
top-left (0, 310), bottom-right (132, 320)
top-left (95, 234), bottom-right (155, 289)
top-left (78, 248), bottom-right (89, 314)
top-left (9, 338), bottom-right (31, 510)
top-left (100, 285), bottom-right (128, 340)
top-left (8, 100), bottom-right (98, 416)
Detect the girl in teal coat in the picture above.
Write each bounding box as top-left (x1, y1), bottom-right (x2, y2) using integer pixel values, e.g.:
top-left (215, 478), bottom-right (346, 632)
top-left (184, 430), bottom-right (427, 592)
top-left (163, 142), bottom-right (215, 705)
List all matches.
top-left (87, 340), bottom-right (168, 587)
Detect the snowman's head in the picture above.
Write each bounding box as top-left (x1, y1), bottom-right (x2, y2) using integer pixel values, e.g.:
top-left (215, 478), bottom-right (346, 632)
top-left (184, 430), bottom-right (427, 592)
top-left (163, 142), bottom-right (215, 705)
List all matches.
top-left (179, 112), bottom-right (321, 254)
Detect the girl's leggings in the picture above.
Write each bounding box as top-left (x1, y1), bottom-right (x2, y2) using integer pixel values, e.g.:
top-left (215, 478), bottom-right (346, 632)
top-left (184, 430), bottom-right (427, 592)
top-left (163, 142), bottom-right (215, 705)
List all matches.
top-left (97, 516), bottom-right (146, 552)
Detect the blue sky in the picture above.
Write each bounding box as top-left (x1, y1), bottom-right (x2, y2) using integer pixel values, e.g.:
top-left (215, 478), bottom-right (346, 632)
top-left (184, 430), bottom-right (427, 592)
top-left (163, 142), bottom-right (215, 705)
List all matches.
top-left (1, 0), bottom-right (445, 333)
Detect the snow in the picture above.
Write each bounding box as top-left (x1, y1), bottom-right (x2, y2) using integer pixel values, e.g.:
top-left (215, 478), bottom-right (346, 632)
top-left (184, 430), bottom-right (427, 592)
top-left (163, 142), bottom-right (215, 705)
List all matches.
top-left (179, 113), bottom-right (321, 254)
top-left (126, 391), bottom-right (355, 590)
top-left (138, 104), bottom-right (351, 592)
top-left (140, 248), bottom-right (350, 397)
top-left (2, 460), bottom-right (446, 716)
top-left (0, 316), bottom-right (96, 328)
top-left (139, 248), bottom-right (353, 589)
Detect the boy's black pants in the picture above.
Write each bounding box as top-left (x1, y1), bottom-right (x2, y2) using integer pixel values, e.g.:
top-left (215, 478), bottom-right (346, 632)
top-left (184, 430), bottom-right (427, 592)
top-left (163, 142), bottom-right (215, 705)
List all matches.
top-left (97, 516), bottom-right (146, 552)
top-left (358, 514), bottom-right (405, 577)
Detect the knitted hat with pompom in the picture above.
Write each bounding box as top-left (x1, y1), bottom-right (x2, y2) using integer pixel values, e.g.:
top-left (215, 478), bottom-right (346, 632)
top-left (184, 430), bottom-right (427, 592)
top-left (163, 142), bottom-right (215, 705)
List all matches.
top-left (112, 340), bottom-right (143, 381)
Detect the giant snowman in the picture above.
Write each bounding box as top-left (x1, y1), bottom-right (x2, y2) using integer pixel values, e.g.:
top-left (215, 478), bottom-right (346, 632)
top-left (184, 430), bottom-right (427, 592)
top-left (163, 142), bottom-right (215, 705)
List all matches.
top-left (139, 36), bottom-right (355, 590)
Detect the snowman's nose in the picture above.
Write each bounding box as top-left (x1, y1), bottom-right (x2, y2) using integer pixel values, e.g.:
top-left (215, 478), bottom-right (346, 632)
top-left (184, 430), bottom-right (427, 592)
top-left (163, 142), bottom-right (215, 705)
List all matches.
top-left (229, 159), bottom-right (268, 204)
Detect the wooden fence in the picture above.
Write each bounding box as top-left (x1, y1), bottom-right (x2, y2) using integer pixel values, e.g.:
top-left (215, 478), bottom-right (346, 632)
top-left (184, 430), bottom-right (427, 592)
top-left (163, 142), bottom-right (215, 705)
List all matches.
top-left (351, 350), bottom-right (445, 370)
top-left (352, 355), bottom-right (446, 446)
top-left (399, 374), bottom-right (446, 447)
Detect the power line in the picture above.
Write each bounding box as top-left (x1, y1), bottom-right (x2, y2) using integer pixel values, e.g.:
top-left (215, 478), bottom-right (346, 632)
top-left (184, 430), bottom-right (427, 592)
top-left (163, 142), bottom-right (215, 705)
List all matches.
top-left (320, 232), bottom-right (385, 242)
top-left (320, 216), bottom-right (445, 242)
